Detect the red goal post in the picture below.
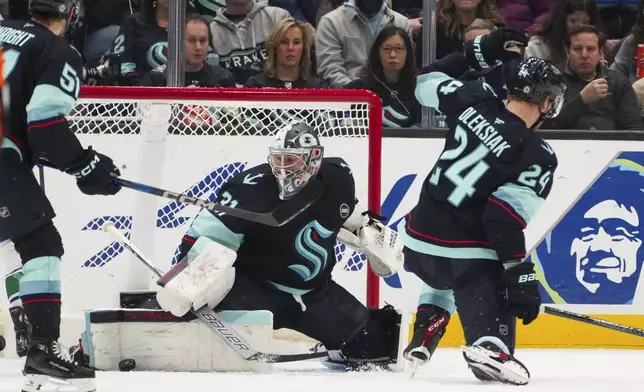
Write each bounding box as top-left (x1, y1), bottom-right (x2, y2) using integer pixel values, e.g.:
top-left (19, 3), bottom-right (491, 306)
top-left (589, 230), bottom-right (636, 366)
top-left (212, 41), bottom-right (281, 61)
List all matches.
top-left (74, 86), bottom-right (384, 308)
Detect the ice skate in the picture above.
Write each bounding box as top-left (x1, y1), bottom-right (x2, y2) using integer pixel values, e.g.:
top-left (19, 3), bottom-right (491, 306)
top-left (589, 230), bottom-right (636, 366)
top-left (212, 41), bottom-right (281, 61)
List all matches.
top-left (462, 341), bottom-right (530, 385)
top-left (22, 340), bottom-right (96, 392)
top-left (402, 306), bottom-right (449, 377)
top-left (9, 306), bottom-right (31, 358)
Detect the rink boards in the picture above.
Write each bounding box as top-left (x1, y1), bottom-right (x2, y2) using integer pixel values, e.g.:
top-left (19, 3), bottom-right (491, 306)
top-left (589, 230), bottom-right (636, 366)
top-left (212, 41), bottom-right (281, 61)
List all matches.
top-left (2, 135), bottom-right (644, 349)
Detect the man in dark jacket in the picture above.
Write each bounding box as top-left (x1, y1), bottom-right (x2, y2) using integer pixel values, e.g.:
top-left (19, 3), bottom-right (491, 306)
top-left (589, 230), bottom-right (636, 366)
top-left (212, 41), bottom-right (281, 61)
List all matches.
top-left (142, 14), bottom-right (235, 87)
top-left (84, 0), bottom-right (138, 62)
top-left (542, 25), bottom-right (643, 130)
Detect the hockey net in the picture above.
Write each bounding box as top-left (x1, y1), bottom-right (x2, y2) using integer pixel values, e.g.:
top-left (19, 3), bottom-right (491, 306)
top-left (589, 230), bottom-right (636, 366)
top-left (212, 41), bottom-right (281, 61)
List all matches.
top-left (68, 86), bottom-right (381, 309)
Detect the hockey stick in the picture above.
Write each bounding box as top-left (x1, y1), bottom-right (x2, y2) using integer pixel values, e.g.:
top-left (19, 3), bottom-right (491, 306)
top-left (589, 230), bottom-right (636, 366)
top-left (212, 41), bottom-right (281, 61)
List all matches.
top-left (543, 306), bottom-right (644, 338)
top-left (36, 159), bottom-right (322, 227)
top-left (114, 176), bottom-right (322, 227)
top-left (103, 221), bottom-right (329, 363)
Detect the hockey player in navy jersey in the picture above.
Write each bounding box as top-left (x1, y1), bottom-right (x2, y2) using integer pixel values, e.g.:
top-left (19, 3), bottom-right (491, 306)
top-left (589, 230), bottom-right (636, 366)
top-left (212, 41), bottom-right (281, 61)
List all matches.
top-left (399, 28), bottom-right (565, 385)
top-left (0, 1), bottom-right (121, 390)
top-left (155, 121), bottom-right (404, 370)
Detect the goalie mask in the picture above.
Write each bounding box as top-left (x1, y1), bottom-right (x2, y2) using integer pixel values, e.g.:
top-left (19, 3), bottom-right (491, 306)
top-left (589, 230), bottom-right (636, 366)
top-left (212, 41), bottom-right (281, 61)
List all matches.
top-left (268, 122), bottom-right (324, 201)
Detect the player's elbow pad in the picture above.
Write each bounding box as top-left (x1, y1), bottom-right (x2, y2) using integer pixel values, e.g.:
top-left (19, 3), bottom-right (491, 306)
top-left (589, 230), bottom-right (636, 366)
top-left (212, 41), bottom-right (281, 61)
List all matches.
top-left (27, 117), bottom-right (85, 170)
top-left (482, 203), bottom-right (527, 262)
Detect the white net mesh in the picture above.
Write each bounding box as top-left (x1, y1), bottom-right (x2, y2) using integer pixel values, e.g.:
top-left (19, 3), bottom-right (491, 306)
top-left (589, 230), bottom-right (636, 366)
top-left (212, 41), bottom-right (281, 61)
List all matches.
top-left (69, 98), bottom-right (371, 137)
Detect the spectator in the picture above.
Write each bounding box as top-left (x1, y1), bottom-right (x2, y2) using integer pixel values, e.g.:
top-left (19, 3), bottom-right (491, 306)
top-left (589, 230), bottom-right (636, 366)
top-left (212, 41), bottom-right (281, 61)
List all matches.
top-left (316, 0), bottom-right (344, 25)
top-left (191, 0), bottom-right (267, 19)
top-left (460, 18), bottom-right (517, 100)
top-left (609, 0), bottom-right (644, 83)
top-left (316, 0), bottom-right (411, 88)
top-left (269, 0), bottom-right (317, 25)
top-left (541, 25), bottom-right (643, 130)
top-left (525, 0), bottom-right (602, 70)
top-left (110, 0), bottom-right (195, 85)
top-left (142, 14), bottom-right (235, 87)
top-left (8, 0), bottom-right (28, 19)
top-left (419, 0), bottom-right (504, 66)
top-left (210, 0), bottom-right (290, 86)
top-left (84, 0), bottom-right (136, 63)
top-left (345, 25), bottom-right (419, 127)
top-left (391, 0), bottom-right (423, 36)
top-left (245, 18), bottom-right (327, 88)
top-left (495, 0), bottom-right (556, 35)
top-left (631, 75), bottom-right (644, 119)
top-left (597, 0), bottom-right (639, 39)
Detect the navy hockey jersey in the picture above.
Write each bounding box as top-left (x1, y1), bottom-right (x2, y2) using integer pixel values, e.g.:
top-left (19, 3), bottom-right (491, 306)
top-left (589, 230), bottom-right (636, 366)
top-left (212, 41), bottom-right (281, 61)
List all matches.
top-left (399, 72), bottom-right (558, 262)
top-left (0, 20), bottom-right (85, 168)
top-left (182, 158), bottom-right (356, 293)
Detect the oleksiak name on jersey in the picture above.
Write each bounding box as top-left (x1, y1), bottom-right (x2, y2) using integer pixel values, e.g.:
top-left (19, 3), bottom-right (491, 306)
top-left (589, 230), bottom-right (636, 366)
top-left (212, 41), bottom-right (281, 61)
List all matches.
top-left (399, 71), bottom-right (557, 263)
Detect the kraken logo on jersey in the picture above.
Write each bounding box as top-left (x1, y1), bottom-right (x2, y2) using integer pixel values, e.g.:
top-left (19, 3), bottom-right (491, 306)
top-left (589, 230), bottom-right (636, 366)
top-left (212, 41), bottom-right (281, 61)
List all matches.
top-left (291, 220), bottom-right (334, 281)
top-left (219, 43), bottom-right (268, 73)
top-left (147, 42), bottom-right (169, 70)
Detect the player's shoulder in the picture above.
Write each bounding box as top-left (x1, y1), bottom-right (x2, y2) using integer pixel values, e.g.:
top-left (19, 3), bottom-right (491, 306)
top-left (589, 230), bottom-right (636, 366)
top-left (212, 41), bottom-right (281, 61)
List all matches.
top-left (227, 163), bottom-right (273, 188)
top-left (520, 133), bottom-right (558, 171)
top-left (321, 157), bottom-right (354, 178)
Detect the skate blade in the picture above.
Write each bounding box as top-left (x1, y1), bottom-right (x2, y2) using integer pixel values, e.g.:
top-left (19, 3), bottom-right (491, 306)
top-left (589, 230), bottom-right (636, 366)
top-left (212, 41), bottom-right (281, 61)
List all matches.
top-left (22, 374), bottom-right (96, 392)
top-left (405, 347), bottom-right (430, 379)
top-left (409, 358), bottom-right (423, 379)
top-left (461, 345), bottom-right (529, 385)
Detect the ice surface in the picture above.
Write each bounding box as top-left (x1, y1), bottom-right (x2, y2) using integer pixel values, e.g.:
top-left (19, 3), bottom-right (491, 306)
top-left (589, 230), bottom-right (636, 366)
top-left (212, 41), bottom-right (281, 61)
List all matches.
top-left (1, 349), bottom-right (641, 391)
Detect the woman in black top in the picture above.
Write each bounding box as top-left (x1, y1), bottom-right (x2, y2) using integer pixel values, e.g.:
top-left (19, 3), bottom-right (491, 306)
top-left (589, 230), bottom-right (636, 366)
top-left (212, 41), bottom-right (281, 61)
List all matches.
top-left (345, 25), bottom-right (420, 128)
top-left (245, 17), bottom-right (328, 89)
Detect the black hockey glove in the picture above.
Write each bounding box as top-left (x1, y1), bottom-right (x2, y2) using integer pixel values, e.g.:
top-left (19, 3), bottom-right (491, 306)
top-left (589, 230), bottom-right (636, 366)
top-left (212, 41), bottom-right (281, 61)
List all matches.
top-left (65, 147), bottom-right (122, 196)
top-left (502, 260), bottom-right (541, 325)
top-left (464, 27), bottom-right (528, 71)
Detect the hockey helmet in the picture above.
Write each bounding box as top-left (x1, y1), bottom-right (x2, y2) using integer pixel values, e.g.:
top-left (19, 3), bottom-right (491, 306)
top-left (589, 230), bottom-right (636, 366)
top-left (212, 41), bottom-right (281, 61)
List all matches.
top-left (506, 57), bottom-right (566, 119)
top-left (29, 0), bottom-right (80, 27)
top-left (268, 121), bottom-right (324, 201)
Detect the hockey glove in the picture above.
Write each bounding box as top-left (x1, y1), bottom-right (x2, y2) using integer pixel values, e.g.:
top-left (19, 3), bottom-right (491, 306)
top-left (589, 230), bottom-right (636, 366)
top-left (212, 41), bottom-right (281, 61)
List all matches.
top-left (502, 260), bottom-right (541, 325)
top-left (464, 27), bottom-right (528, 71)
top-left (66, 147), bottom-right (122, 196)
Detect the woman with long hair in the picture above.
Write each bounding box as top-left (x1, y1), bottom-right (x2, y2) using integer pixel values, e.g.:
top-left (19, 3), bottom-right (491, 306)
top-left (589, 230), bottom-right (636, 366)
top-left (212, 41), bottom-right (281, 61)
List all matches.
top-left (610, 0), bottom-right (644, 83)
top-left (346, 25), bottom-right (420, 128)
top-left (417, 0), bottom-right (504, 65)
top-left (525, 0), bottom-right (602, 69)
top-left (245, 17), bottom-right (327, 88)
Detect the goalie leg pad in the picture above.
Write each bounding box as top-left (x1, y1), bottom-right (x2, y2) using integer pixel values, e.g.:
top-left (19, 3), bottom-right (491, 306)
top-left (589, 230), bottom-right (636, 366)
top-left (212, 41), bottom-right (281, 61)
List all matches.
top-left (156, 237), bottom-right (236, 317)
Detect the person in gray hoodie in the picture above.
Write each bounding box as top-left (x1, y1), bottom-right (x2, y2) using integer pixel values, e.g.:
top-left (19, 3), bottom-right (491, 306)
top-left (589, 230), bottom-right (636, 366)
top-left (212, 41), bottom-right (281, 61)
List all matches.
top-left (316, 0), bottom-right (411, 87)
top-left (210, 0), bottom-right (290, 85)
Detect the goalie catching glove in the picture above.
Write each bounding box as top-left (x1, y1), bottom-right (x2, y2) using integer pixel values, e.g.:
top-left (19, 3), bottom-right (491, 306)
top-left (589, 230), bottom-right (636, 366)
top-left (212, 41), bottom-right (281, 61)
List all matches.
top-left (339, 208), bottom-right (404, 277)
top-left (156, 237), bottom-right (236, 317)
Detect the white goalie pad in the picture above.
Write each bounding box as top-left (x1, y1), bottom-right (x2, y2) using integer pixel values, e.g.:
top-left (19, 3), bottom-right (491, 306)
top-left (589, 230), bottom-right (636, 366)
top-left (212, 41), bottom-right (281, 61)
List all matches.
top-left (340, 208), bottom-right (404, 277)
top-left (82, 309), bottom-right (274, 372)
top-left (156, 236), bottom-right (236, 317)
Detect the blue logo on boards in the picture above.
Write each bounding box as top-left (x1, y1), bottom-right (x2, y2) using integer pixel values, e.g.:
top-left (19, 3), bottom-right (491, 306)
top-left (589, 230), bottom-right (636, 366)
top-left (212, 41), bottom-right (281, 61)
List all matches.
top-left (529, 152), bottom-right (644, 305)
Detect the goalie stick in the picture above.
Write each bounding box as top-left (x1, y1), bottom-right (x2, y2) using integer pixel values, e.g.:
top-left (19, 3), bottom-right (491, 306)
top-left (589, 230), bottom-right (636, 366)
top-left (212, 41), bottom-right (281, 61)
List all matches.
top-left (544, 306), bottom-right (644, 338)
top-left (103, 221), bottom-right (329, 363)
top-left (36, 161), bottom-right (322, 227)
top-left (113, 176), bottom-right (323, 227)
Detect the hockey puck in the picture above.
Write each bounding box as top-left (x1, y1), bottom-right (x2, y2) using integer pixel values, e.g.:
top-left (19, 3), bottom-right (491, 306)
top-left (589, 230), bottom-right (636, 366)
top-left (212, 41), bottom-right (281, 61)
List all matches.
top-left (118, 358), bottom-right (136, 372)
top-left (0, 335), bottom-right (5, 352)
